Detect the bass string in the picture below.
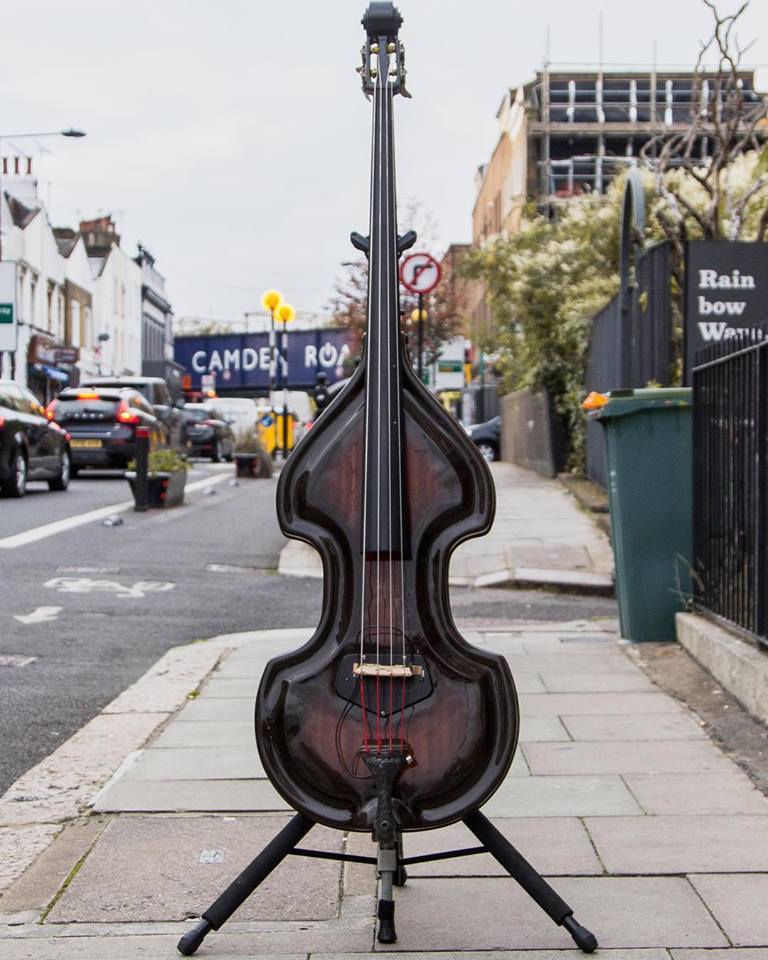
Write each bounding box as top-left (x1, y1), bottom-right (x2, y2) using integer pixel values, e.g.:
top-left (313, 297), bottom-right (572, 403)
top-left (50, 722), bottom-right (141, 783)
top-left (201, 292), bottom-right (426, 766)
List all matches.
top-left (387, 76), bottom-right (410, 746)
top-left (358, 53), bottom-right (379, 750)
top-left (375, 56), bottom-right (384, 747)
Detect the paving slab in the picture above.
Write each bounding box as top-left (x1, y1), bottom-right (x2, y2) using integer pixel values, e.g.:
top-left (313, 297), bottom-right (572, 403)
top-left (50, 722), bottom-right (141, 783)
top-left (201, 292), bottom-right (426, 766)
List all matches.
top-left (585, 815), bottom-right (768, 873)
top-left (514, 673), bottom-right (547, 694)
top-left (202, 677), bottom-right (261, 698)
top-left (504, 653), bottom-right (639, 674)
top-left (523, 740), bottom-right (730, 776)
top-left (318, 953), bottom-right (671, 960)
top-left (174, 697), bottom-right (253, 722)
top-left (48, 815), bottom-right (342, 923)
top-left (124, 746), bottom-right (265, 781)
top-left (384, 876), bottom-right (726, 950)
top-left (484, 775), bottom-right (642, 817)
top-left (0, 824), bottom-right (60, 897)
top-left (672, 951), bottom-right (768, 959)
top-left (560, 713), bottom-right (706, 742)
top-left (395, 817), bottom-right (602, 876)
top-left (520, 693), bottom-right (682, 717)
top-left (518, 717), bottom-right (571, 743)
top-left (212, 658), bottom-right (269, 679)
top-left (0, 818), bottom-right (106, 915)
top-left (0, 921), bottom-right (374, 958)
top-left (150, 720), bottom-right (255, 749)
top-left (687, 874), bottom-right (768, 946)
top-left (539, 672), bottom-right (657, 693)
top-left (623, 772), bottom-right (768, 815)
top-left (93, 778), bottom-right (288, 813)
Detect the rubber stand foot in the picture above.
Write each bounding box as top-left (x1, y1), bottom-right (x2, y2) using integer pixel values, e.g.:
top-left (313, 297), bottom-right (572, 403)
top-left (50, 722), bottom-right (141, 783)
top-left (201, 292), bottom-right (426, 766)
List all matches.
top-left (563, 915), bottom-right (598, 954)
top-left (377, 899), bottom-right (397, 944)
top-left (177, 918), bottom-right (212, 956)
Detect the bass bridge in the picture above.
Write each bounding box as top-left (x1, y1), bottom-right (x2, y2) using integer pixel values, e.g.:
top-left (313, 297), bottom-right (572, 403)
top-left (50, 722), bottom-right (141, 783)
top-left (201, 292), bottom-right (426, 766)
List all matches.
top-left (336, 652), bottom-right (433, 717)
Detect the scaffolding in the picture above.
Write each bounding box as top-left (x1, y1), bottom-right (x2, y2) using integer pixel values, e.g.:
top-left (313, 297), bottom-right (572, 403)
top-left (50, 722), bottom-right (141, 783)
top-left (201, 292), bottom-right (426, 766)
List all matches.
top-left (531, 66), bottom-right (763, 205)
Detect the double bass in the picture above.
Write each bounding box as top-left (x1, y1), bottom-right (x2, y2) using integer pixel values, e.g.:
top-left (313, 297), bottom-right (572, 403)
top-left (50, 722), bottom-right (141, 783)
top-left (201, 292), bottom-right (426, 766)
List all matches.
top-left (178, 5), bottom-right (597, 955)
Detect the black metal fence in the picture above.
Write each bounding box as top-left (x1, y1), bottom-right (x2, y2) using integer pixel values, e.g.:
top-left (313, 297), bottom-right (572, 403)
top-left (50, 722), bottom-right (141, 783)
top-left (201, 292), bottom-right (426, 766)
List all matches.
top-left (692, 334), bottom-right (768, 650)
top-left (585, 241), bottom-right (674, 486)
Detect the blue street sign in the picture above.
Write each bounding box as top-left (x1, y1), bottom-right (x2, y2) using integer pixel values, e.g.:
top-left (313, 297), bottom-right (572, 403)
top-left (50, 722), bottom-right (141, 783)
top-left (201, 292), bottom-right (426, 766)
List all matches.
top-left (174, 329), bottom-right (355, 392)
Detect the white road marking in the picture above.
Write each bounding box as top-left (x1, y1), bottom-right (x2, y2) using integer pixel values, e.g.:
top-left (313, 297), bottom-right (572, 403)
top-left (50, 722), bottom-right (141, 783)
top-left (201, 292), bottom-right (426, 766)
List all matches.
top-left (44, 577), bottom-right (175, 599)
top-left (0, 472), bottom-right (231, 550)
top-left (13, 606), bottom-right (63, 625)
top-left (0, 654), bottom-right (38, 667)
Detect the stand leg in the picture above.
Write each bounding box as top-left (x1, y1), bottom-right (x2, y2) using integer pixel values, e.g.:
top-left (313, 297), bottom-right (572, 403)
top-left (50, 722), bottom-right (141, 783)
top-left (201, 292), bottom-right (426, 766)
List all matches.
top-left (376, 843), bottom-right (398, 944)
top-left (394, 833), bottom-right (407, 886)
top-left (464, 810), bottom-right (598, 954)
top-left (177, 813), bottom-right (314, 956)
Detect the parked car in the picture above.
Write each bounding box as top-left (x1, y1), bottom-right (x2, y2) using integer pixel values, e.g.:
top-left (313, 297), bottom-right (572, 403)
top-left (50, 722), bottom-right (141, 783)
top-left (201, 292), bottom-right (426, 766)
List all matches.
top-left (0, 379), bottom-right (71, 496)
top-left (467, 416), bottom-right (501, 462)
top-left (200, 396), bottom-right (260, 437)
top-left (47, 387), bottom-right (166, 473)
top-left (182, 406), bottom-right (235, 462)
top-left (80, 376), bottom-right (186, 451)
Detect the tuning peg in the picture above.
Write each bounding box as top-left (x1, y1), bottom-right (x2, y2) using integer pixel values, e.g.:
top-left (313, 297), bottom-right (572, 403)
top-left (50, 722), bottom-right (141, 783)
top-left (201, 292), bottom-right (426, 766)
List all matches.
top-left (371, 43), bottom-right (379, 53)
top-left (387, 42), bottom-right (396, 53)
top-left (370, 69), bottom-right (378, 78)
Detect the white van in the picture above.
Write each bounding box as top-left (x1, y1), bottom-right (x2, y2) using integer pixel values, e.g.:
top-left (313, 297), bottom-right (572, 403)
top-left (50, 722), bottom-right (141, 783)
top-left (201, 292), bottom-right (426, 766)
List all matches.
top-left (202, 397), bottom-right (260, 436)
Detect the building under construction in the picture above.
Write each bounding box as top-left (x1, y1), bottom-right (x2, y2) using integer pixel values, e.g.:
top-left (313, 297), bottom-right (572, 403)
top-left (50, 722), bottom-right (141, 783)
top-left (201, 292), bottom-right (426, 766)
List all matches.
top-left (473, 66), bottom-right (763, 242)
top-left (467, 65), bottom-right (764, 345)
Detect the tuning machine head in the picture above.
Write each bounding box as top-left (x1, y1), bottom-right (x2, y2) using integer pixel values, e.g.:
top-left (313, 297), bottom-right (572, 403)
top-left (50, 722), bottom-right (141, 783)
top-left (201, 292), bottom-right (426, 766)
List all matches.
top-left (359, 2), bottom-right (411, 99)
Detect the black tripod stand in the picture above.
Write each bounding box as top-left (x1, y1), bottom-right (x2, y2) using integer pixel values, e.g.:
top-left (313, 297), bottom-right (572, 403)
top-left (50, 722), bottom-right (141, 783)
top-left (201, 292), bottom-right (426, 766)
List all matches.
top-left (177, 808), bottom-right (598, 955)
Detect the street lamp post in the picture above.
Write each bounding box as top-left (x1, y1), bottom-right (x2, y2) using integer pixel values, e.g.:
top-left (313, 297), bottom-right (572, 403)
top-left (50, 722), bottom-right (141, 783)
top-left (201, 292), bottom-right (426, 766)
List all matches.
top-left (0, 128), bottom-right (86, 259)
top-left (0, 128), bottom-right (86, 379)
top-left (276, 302), bottom-right (295, 461)
top-left (261, 289), bottom-right (282, 422)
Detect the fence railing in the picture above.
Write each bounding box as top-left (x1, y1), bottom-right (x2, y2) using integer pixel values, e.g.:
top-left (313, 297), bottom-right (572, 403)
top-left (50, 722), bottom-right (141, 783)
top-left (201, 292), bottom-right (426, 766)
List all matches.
top-left (692, 334), bottom-right (768, 650)
top-left (585, 240), bottom-right (673, 487)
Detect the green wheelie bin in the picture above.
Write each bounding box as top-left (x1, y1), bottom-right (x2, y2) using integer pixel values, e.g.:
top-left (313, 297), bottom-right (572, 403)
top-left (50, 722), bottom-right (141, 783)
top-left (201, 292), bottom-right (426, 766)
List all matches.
top-left (587, 387), bottom-right (692, 642)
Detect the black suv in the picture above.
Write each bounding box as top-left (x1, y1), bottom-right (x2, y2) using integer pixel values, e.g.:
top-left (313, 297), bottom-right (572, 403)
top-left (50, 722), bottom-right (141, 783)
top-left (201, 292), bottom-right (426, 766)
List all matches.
top-left (0, 379), bottom-right (71, 496)
top-left (48, 387), bottom-right (166, 473)
top-left (80, 376), bottom-right (186, 451)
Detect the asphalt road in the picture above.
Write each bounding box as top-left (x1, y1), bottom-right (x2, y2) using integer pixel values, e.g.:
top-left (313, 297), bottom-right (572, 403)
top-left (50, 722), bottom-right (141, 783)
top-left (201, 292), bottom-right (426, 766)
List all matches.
top-left (0, 461), bottom-right (616, 793)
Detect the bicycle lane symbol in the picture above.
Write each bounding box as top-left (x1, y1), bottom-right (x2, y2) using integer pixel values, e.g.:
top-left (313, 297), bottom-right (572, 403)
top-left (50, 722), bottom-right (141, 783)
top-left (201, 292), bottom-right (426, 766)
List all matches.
top-left (44, 577), bottom-right (176, 600)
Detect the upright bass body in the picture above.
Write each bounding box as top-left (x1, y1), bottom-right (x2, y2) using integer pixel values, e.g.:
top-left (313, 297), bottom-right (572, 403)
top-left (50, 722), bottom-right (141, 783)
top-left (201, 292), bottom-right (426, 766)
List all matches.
top-left (255, 1), bottom-right (518, 835)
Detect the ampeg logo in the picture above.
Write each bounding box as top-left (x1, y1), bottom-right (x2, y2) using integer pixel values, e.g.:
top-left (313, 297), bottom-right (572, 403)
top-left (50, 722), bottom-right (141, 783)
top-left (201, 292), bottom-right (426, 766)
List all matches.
top-left (685, 241), bottom-right (768, 380)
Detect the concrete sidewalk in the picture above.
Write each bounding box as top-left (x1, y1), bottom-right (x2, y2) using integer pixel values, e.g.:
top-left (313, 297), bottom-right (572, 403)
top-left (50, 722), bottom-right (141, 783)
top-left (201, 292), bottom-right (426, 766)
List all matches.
top-left (278, 462), bottom-right (615, 593)
top-left (2, 621), bottom-right (767, 958)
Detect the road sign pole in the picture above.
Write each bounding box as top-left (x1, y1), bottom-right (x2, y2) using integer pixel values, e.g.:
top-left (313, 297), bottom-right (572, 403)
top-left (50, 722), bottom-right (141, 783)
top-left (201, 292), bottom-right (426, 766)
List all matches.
top-left (417, 293), bottom-right (424, 382)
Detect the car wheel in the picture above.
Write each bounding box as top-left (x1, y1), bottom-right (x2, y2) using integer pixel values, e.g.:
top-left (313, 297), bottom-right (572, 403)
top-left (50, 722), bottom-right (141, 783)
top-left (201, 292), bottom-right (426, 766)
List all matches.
top-left (48, 449), bottom-right (71, 491)
top-left (475, 441), bottom-right (498, 462)
top-left (211, 440), bottom-right (222, 463)
top-left (224, 447), bottom-right (234, 463)
top-left (2, 448), bottom-right (28, 497)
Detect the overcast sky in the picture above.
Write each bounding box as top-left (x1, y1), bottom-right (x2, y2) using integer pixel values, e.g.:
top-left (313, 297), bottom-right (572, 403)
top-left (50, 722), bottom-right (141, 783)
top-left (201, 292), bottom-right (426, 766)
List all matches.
top-left (1, 0), bottom-right (765, 321)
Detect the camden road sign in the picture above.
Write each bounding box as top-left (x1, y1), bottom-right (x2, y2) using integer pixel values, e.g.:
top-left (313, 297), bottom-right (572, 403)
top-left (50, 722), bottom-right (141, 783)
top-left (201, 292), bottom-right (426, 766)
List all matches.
top-left (174, 328), bottom-right (355, 392)
top-left (685, 240), bottom-right (768, 381)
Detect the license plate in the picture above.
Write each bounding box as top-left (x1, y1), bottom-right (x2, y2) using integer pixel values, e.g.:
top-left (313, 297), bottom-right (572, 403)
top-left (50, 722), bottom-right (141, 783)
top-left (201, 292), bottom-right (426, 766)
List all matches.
top-left (71, 439), bottom-right (103, 449)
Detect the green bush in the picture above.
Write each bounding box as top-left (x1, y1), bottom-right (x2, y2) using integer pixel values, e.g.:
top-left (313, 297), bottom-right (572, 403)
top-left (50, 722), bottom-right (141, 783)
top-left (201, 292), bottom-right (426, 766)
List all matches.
top-left (128, 448), bottom-right (190, 475)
